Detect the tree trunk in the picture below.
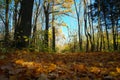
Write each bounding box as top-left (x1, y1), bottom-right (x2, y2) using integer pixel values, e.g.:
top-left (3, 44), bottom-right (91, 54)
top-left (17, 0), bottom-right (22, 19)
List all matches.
top-left (103, 9), bottom-right (110, 50)
top-left (43, 3), bottom-right (50, 49)
top-left (74, 0), bottom-right (82, 51)
top-left (90, 0), bottom-right (95, 51)
top-left (52, 0), bottom-right (55, 52)
top-left (84, 0), bottom-right (89, 52)
top-left (14, 0), bottom-right (34, 48)
top-left (110, 5), bottom-right (117, 51)
top-left (116, 19), bottom-right (119, 50)
top-left (4, 0), bottom-right (9, 45)
top-left (84, 18), bottom-right (89, 52)
top-left (88, 9), bottom-right (93, 52)
top-left (97, 0), bottom-right (102, 51)
top-left (13, 0), bottom-right (19, 29)
top-left (32, 0), bottom-right (41, 45)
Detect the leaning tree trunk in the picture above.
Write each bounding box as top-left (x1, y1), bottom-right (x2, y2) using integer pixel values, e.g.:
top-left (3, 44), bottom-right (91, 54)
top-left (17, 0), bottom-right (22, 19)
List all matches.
top-left (14, 0), bottom-right (34, 48)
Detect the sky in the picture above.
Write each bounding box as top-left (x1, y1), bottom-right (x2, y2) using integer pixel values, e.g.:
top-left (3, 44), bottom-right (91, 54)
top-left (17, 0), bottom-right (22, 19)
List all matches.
top-left (59, 0), bottom-right (84, 44)
top-left (0, 0), bottom-right (84, 45)
top-left (62, 15), bottom-right (78, 40)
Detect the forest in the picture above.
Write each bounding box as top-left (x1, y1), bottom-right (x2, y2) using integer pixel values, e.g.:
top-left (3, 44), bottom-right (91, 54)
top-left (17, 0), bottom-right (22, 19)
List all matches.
top-left (0, 0), bottom-right (120, 80)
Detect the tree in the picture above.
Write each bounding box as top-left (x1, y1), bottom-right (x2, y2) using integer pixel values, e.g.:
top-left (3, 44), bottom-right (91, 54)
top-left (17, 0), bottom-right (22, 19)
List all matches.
top-left (43, 0), bottom-right (50, 49)
top-left (14, 0), bottom-right (34, 48)
top-left (109, 0), bottom-right (118, 50)
top-left (73, 0), bottom-right (82, 51)
top-left (4, 0), bottom-right (10, 45)
top-left (13, 0), bottom-right (20, 32)
top-left (51, 0), bottom-right (55, 52)
top-left (87, 0), bottom-right (95, 51)
top-left (100, 0), bottom-right (110, 50)
top-left (83, 0), bottom-right (89, 52)
top-left (97, 0), bottom-right (103, 51)
top-left (0, 0), bottom-right (5, 26)
top-left (43, 0), bottom-right (73, 52)
top-left (32, 0), bottom-right (41, 44)
top-left (88, 0), bottom-right (120, 51)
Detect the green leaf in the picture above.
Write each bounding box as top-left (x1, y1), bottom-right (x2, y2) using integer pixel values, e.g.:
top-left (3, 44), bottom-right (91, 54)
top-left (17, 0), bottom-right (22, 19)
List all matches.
top-left (25, 39), bottom-right (29, 42)
top-left (23, 36), bottom-right (28, 39)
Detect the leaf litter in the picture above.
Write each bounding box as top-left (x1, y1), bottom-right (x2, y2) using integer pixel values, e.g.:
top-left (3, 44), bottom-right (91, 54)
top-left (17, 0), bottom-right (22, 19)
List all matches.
top-left (0, 51), bottom-right (120, 80)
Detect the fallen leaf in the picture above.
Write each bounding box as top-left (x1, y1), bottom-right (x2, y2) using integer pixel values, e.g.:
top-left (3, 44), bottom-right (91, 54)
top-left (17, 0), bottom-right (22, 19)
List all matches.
top-left (116, 67), bottom-right (120, 73)
top-left (73, 64), bottom-right (87, 72)
top-left (9, 76), bottom-right (17, 80)
top-left (90, 67), bottom-right (101, 74)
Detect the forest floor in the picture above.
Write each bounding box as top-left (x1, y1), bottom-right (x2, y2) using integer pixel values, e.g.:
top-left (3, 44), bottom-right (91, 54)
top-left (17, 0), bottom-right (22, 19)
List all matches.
top-left (0, 51), bottom-right (120, 80)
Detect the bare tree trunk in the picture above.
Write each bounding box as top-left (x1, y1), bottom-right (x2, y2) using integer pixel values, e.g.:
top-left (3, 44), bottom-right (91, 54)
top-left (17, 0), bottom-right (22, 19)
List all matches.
top-left (84, 0), bottom-right (89, 52)
top-left (97, 0), bottom-right (103, 51)
top-left (52, 0), bottom-right (55, 52)
top-left (74, 0), bottom-right (82, 51)
top-left (13, 0), bottom-right (19, 30)
top-left (88, 8), bottom-right (93, 52)
top-left (110, 5), bottom-right (117, 51)
top-left (32, 0), bottom-right (41, 44)
top-left (116, 19), bottom-right (119, 50)
top-left (90, 0), bottom-right (95, 51)
top-left (103, 9), bottom-right (110, 50)
top-left (43, 2), bottom-right (50, 49)
top-left (4, 0), bottom-right (10, 45)
top-left (96, 31), bottom-right (100, 51)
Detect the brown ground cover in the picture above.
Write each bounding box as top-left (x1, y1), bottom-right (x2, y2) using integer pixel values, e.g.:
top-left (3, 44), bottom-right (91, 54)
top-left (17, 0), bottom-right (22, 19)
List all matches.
top-left (0, 51), bottom-right (120, 80)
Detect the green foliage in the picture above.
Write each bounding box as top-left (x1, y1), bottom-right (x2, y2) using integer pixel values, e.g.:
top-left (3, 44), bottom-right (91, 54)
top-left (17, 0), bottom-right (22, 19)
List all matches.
top-left (27, 30), bottom-right (52, 52)
top-left (23, 36), bottom-right (29, 42)
top-left (0, 47), bottom-right (8, 53)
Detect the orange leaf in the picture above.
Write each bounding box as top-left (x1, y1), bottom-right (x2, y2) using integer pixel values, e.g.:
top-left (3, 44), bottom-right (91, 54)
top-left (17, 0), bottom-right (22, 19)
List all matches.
top-left (116, 67), bottom-right (120, 73)
top-left (73, 64), bottom-right (87, 72)
top-left (90, 67), bottom-right (101, 74)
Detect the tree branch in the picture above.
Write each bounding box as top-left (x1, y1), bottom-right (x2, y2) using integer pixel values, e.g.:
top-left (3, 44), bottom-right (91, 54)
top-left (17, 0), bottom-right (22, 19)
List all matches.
top-left (0, 14), bottom-right (5, 25)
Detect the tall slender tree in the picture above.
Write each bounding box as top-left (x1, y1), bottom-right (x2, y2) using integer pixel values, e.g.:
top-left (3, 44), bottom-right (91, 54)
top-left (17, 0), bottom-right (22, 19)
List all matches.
top-left (109, 1), bottom-right (117, 50)
top-left (32, 0), bottom-right (41, 44)
top-left (4, 0), bottom-right (10, 45)
top-left (13, 0), bottom-right (20, 32)
top-left (43, 0), bottom-right (50, 49)
top-left (52, 0), bottom-right (55, 52)
top-left (74, 0), bottom-right (82, 51)
top-left (83, 0), bottom-right (88, 52)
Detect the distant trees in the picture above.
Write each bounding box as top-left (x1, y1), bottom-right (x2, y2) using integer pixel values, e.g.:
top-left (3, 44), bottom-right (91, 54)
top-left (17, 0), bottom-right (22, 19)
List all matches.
top-left (43, 0), bottom-right (73, 51)
top-left (89, 0), bottom-right (120, 51)
top-left (0, 0), bottom-right (119, 52)
top-left (74, 0), bottom-right (82, 51)
top-left (32, 0), bottom-right (41, 45)
top-left (67, 0), bottom-right (120, 52)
